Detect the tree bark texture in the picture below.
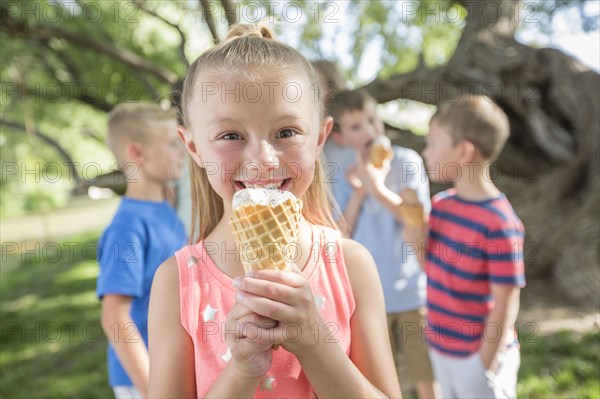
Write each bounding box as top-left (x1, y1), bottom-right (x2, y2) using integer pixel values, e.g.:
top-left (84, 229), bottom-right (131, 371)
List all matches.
top-left (366, 0), bottom-right (599, 306)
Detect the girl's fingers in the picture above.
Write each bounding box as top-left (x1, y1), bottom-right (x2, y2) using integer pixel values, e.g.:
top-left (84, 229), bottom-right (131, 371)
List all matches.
top-left (226, 302), bottom-right (255, 323)
top-left (233, 267), bottom-right (311, 308)
top-left (235, 314), bottom-right (279, 346)
top-left (232, 330), bottom-right (280, 354)
top-left (238, 313), bottom-right (278, 330)
top-left (226, 310), bottom-right (281, 349)
top-left (237, 319), bottom-right (282, 347)
top-left (236, 289), bottom-right (298, 323)
top-left (288, 262), bottom-right (304, 275)
top-left (234, 275), bottom-right (297, 305)
top-left (243, 268), bottom-right (306, 288)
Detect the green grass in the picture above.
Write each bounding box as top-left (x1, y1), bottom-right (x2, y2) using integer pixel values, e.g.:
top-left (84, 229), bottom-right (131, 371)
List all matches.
top-left (518, 329), bottom-right (600, 398)
top-left (1, 231), bottom-right (112, 399)
top-left (1, 232), bottom-right (599, 398)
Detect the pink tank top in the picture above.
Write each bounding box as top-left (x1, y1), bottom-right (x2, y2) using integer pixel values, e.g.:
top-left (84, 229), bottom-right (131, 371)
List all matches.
top-left (175, 224), bottom-right (356, 398)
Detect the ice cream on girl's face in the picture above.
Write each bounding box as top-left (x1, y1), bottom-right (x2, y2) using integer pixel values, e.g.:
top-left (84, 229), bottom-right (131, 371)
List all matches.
top-left (232, 188), bottom-right (298, 209)
top-left (234, 179), bottom-right (292, 191)
top-left (185, 72), bottom-right (326, 207)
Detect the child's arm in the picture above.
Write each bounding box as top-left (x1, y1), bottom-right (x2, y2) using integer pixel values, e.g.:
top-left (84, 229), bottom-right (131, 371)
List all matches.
top-left (101, 295), bottom-right (150, 397)
top-left (149, 259), bottom-right (274, 397)
top-left (354, 155), bottom-right (404, 222)
top-left (234, 240), bottom-right (402, 398)
top-left (148, 258), bottom-right (196, 398)
top-left (481, 218), bottom-right (525, 371)
top-left (205, 304), bottom-right (278, 397)
top-left (300, 239), bottom-right (403, 397)
top-left (403, 225), bottom-right (428, 268)
top-left (360, 150), bottom-right (431, 228)
top-left (480, 284), bottom-right (521, 371)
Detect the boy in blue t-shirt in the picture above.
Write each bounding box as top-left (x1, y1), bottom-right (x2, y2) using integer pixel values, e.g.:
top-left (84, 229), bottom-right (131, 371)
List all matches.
top-left (97, 102), bottom-right (187, 399)
top-left (329, 90), bottom-right (440, 398)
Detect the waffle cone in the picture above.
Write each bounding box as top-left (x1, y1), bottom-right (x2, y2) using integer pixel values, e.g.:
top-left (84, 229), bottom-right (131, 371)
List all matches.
top-left (229, 197), bottom-right (302, 272)
top-left (399, 188), bottom-right (427, 228)
top-left (399, 204), bottom-right (427, 228)
top-left (370, 144), bottom-right (394, 168)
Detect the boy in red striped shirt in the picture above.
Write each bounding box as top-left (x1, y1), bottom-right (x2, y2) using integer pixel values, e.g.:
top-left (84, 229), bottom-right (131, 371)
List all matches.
top-left (417, 94), bottom-right (525, 398)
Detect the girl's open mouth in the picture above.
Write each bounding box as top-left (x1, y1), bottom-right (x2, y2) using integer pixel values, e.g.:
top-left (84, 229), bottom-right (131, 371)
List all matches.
top-left (234, 178), bottom-right (291, 191)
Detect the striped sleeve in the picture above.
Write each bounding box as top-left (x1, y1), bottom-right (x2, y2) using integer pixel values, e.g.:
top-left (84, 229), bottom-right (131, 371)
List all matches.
top-left (485, 220), bottom-right (526, 286)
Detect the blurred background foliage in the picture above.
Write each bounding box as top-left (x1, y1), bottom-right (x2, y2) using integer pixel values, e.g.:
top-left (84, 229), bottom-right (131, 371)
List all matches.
top-left (1, 0), bottom-right (596, 217)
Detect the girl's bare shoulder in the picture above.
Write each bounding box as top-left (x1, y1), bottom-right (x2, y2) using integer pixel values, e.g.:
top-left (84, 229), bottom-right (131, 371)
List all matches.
top-left (338, 237), bottom-right (378, 288)
top-left (153, 256), bottom-right (180, 293)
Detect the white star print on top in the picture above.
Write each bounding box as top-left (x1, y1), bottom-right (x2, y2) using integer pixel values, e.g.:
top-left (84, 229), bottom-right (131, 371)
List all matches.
top-left (314, 294), bottom-right (326, 310)
top-left (220, 347), bottom-right (232, 363)
top-left (187, 255), bottom-right (198, 268)
top-left (260, 375), bottom-right (275, 391)
top-left (202, 304), bottom-right (218, 322)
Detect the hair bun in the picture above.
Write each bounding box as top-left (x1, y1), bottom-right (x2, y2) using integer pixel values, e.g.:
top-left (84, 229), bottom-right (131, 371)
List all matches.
top-left (226, 23), bottom-right (276, 41)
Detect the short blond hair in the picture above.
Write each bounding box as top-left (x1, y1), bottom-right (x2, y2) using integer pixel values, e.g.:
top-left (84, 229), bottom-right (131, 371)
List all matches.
top-left (432, 95), bottom-right (509, 160)
top-left (107, 102), bottom-right (177, 167)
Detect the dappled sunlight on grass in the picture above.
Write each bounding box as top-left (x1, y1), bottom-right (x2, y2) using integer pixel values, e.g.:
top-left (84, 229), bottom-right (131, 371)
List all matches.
top-left (1, 232), bottom-right (112, 398)
top-left (54, 260), bottom-right (100, 284)
top-left (1, 293), bottom-right (38, 313)
top-left (518, 330), bottom-right (600, 398)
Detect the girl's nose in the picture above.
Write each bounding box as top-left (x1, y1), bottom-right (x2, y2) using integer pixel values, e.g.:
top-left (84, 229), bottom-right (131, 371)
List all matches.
top-left (246, 140), bottom-right (279, 175)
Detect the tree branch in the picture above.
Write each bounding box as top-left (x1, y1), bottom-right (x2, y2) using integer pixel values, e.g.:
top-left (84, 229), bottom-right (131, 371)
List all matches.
top-left (362, 66), bottom-right (446, 105)
top-left (11, 78), bottom-right (113, 112)
top-left (453, 0), bottom-right (521, 36)
top-left (200, 0), bottom-right (220, 43)
top-left (221, 0), bottom-right (237, 26)
top-left (135, 0), bottom-right (189, 68)
top-left (0, 6), bottom-right (179, 85)
top-left (0, 118), bottom-right (81, 184)
top-left (40, 36), bottom-right (158, 104)
top-left (39, 40), bottom-right (80, 82)
top-left (80, 127), bottom-right (104, 144)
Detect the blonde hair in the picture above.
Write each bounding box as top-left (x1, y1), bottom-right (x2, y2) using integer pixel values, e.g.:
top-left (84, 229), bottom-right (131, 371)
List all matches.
top-left (107, 102), bottom-right (176, 168)
top-left (432, 95), bottom-right (510, 161)
top-left (182, 23), bottom-right (338, 243)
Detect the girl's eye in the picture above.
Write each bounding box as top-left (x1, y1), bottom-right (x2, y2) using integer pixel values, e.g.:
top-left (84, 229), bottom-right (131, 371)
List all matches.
top-left (277, 129), bottom-right (297, 139)
top-left (221, 132), bottom-right (242, 140)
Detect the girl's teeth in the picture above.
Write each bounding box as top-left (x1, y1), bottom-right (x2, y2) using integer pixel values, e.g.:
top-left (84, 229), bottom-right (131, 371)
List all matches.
top-left (245, 182), bottom-right (284, 190)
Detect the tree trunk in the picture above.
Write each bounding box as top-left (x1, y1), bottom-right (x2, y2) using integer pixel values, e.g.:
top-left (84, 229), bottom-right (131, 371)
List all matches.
top-left (368, 0), bottom-right (600, 306)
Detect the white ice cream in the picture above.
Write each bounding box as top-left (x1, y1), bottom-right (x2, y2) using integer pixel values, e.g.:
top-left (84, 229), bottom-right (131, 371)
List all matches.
top-left (372, 135), bottom-right (391, 148)
top-left (232, 188), bottom-right (297, 210)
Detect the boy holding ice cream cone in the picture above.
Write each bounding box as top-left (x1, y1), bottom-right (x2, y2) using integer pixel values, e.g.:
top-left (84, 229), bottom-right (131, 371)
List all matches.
top-left (329, 89), bottom-right (439, 398)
